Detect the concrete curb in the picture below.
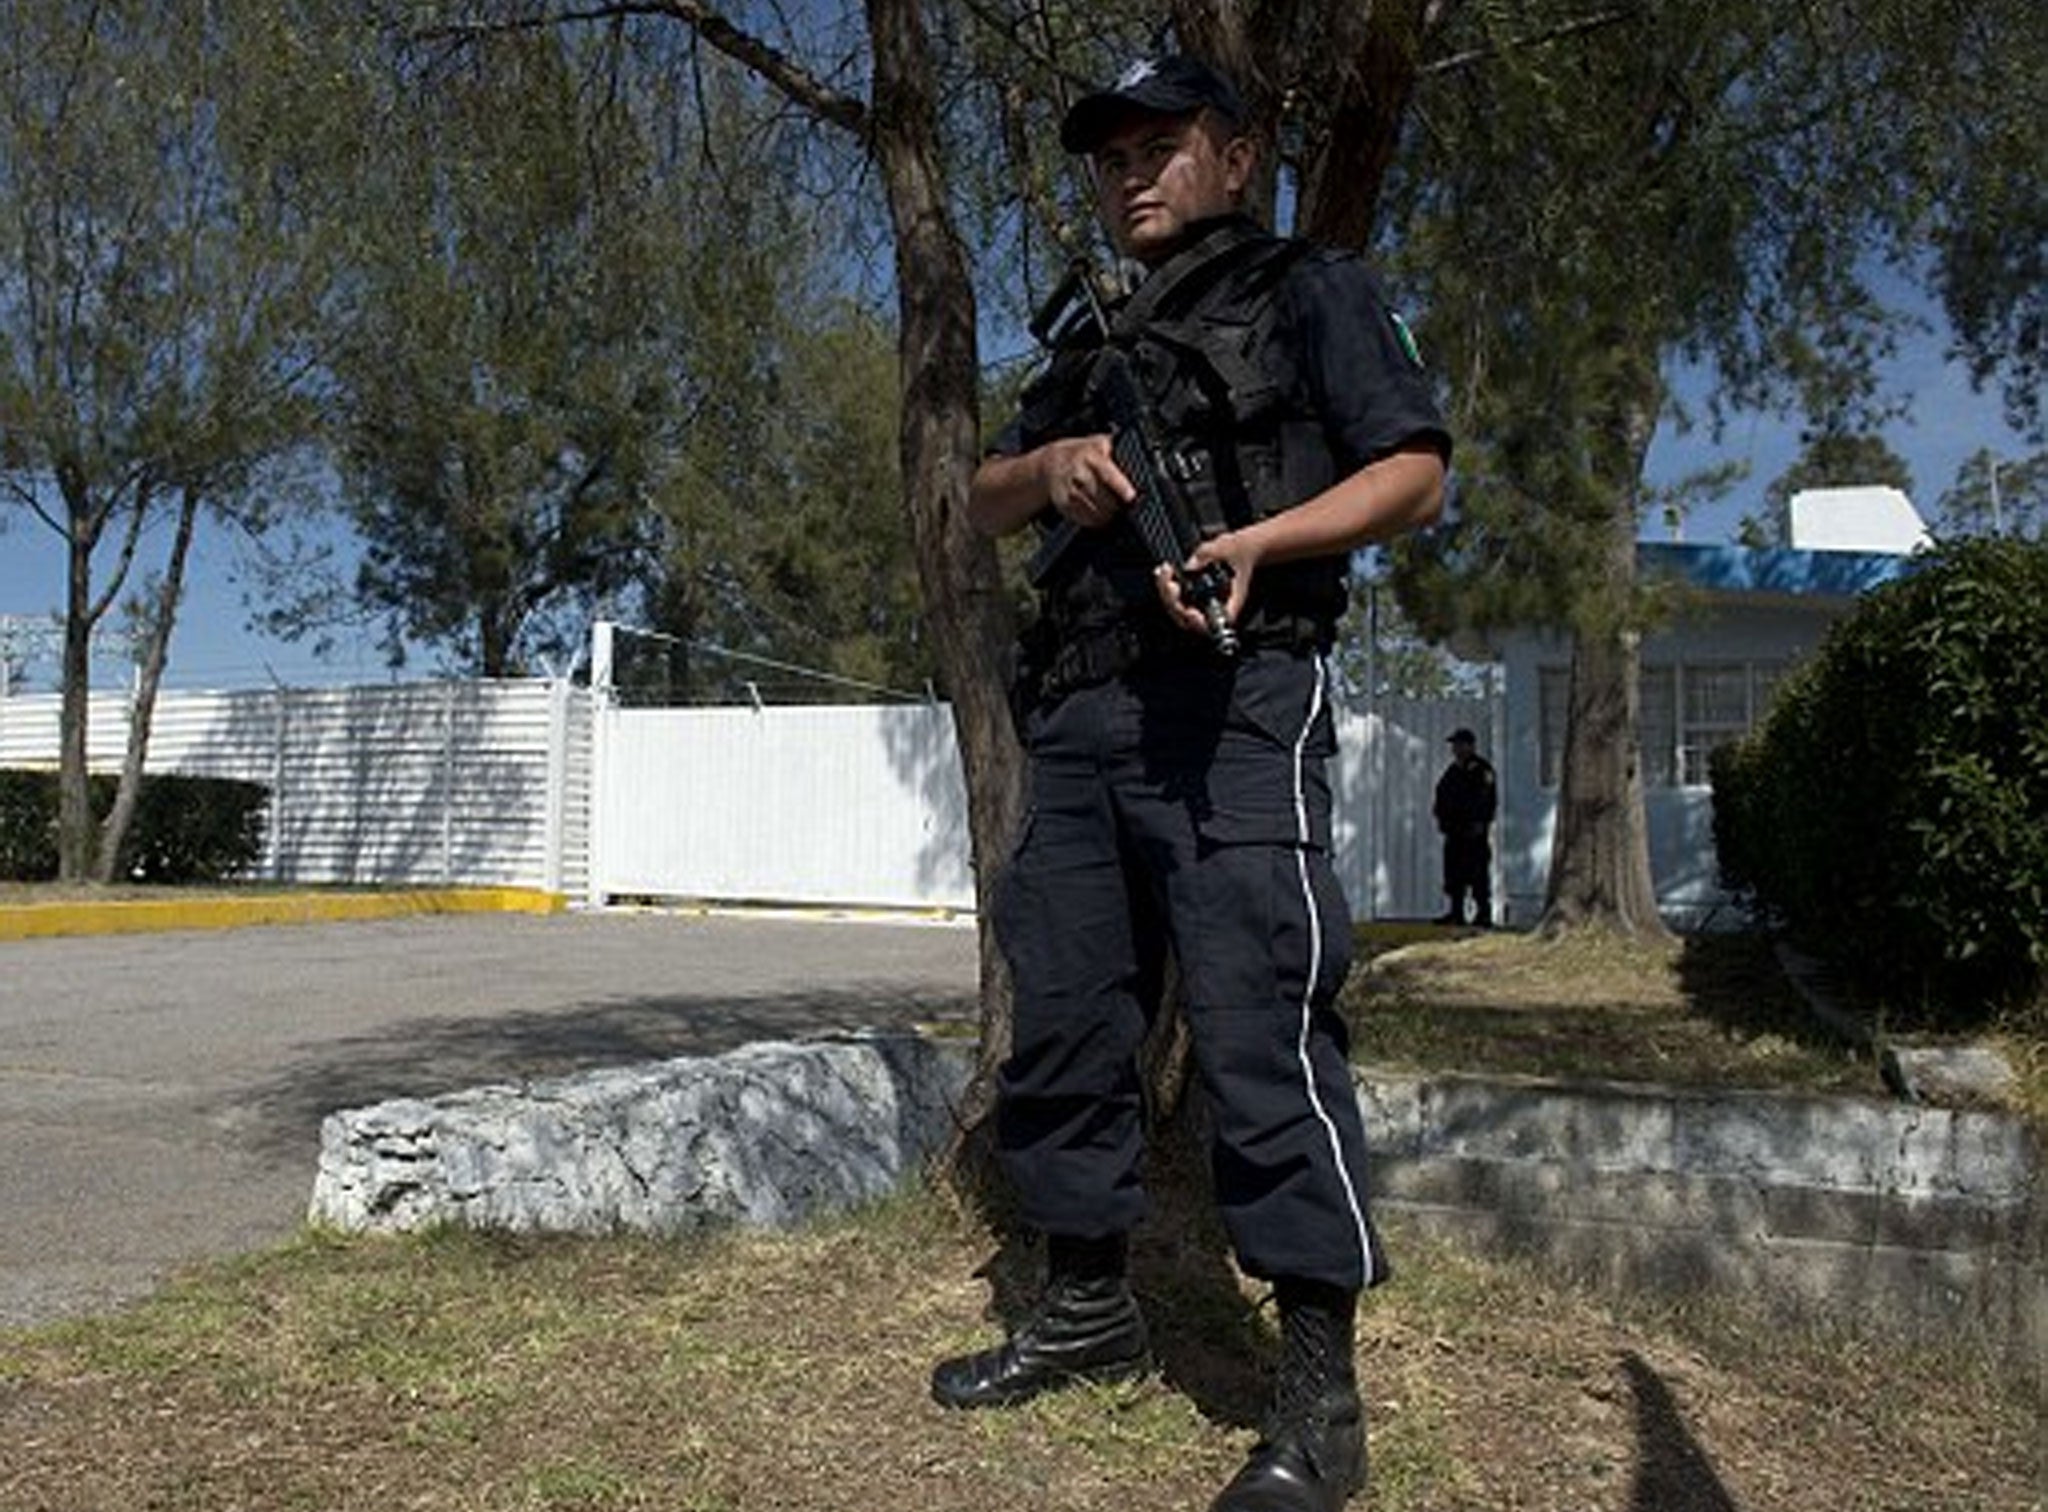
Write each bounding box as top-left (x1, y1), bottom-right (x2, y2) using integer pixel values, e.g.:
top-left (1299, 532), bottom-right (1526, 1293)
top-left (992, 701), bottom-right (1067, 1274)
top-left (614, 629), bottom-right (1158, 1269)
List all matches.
top-left (0, 886), bottom-right (567, 941)
top-left (309, 1034), bottom-right (2044, 1379)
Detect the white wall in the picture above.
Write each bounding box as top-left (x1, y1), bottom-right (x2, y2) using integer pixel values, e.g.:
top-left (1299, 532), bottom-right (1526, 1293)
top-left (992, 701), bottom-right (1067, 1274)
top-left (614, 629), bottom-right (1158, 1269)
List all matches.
top-left (592, 702), bottom-right (974, 910)
top-left (586, 694), bottom-right (1496, 921)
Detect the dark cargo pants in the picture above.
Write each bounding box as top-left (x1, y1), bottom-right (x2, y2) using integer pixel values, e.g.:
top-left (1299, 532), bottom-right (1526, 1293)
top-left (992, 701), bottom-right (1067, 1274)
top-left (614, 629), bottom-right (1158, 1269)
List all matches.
top-left (992, 647), bottom-right (1386, 1291)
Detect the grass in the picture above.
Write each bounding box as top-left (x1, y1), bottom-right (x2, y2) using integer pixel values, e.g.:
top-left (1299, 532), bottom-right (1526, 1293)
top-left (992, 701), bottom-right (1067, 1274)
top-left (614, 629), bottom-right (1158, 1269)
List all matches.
top-left (0, 1195), bottom-right (2035, 1512)
top-left (1344, 923), bottom-right (2048, 1121)
top-left (2, 904), bottom-right (2041, 1507)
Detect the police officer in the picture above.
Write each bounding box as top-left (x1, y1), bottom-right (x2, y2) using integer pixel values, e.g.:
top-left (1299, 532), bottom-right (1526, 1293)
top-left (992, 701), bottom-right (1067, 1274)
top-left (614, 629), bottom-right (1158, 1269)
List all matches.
top-left (930, 55), bottom-right (1450, 1512)
top-left (1433, 728), bottom-right (1498, 926)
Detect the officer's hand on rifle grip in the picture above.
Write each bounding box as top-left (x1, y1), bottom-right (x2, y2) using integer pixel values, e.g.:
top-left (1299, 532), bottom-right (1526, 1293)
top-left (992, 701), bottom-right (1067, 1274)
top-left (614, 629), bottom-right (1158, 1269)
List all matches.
top-left (1156, 531), bottom-right (1255, 638)
top-left (1044, 435), bottom-right (1135, 529)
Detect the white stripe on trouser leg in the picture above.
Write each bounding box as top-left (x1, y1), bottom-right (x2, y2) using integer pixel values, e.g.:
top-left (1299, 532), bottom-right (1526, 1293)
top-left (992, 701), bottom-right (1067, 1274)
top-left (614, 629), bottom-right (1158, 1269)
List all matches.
top-left (1289, 654), bottom-right (1378, 1287)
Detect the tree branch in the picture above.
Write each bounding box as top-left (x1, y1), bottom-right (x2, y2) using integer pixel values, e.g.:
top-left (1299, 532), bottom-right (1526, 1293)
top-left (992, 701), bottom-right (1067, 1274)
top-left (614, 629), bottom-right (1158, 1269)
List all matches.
top-left (1425, 6), bottom-right (1643, 76)
top-left (84, 483), bottom-right (152, 629)
top-left (417, 2), bottom-right (868, 136)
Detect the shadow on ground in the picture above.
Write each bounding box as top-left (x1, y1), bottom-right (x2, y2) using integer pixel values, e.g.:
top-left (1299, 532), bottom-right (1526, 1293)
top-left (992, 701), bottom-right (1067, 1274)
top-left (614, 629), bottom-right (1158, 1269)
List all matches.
top-left (1622, 1351), bottom-right (1742, 1512)
top-left (227, 984), bottom-right (976, 1161)
top-left (944, 1089), bottom-right (1276, 1436)
top-left (1671, 932), bottom-right (1862, 1057)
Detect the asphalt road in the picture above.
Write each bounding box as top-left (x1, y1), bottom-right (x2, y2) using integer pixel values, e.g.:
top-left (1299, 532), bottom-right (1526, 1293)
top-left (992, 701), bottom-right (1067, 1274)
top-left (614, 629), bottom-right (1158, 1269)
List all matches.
top-left (0, 909), bottom-right (980, 1330)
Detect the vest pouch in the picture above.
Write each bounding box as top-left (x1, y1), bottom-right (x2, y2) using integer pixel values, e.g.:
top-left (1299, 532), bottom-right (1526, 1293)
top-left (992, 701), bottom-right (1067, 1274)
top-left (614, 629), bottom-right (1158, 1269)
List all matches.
top-left (1133, 327), bottom-right (1271, 535)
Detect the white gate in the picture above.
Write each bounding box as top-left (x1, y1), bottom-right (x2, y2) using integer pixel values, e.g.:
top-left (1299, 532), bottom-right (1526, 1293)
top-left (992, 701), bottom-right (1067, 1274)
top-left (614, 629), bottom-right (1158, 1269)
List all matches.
top-left (591, 701), bottom-right (972, 911)
top-left (584, 627), bottom-right (1500, 922)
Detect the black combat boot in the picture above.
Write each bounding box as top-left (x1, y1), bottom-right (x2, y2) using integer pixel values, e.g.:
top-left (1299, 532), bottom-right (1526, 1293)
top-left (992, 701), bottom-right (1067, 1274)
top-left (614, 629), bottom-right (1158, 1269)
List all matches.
top-left (1211, 1279), bottom-right (1364, 1512)
top-left (930, 1233), bottom-right (1152, 1410)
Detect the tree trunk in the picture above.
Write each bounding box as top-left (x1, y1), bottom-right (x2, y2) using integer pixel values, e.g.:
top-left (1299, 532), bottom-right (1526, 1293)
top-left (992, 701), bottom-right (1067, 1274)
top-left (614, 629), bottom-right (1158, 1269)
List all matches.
top-left (478, 595), bottom-right (514, 679)
top-left (52, 461), bottom-right (154, 883)
top-left (1541, 371), bottom-right (1671, 941)
top-left (1296, 0), bottom-right (1433, 248)
top-left (1170, 0), bottom-right (1442, 246)
top-left (863, 0), bottom-right (1026, 1156)
top-left (57, 518), bottom-right (96, 884)
top-left (93, 488), bottom-right (200, 883)
top-left (593, 0), bottom-right (1025, 1171)
top-left (1541, 610), bottom-right (1665, 937)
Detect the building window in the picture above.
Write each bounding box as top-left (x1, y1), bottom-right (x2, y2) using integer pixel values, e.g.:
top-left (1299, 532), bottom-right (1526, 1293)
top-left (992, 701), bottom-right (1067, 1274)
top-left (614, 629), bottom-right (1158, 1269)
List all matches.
top-left (1537, 660), bottom-right (1787, 789)
top-left (1678, 663), bottom-right (1751, 785)
top-left (1640, 665), bottom-right (1677, 788)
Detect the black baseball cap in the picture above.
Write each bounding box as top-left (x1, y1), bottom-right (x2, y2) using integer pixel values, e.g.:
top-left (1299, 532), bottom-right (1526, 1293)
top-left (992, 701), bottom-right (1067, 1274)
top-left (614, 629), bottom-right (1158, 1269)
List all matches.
top-left (1060, 55), bottom-right (1246, 154)
top-left (1447, 728), bottom-right (1477, 745)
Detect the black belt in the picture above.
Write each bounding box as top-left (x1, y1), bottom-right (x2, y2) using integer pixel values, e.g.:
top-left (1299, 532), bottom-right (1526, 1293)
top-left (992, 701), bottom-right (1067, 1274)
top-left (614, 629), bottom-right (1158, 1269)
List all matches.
top-left (1035, 611), bottom-right (1329, 704)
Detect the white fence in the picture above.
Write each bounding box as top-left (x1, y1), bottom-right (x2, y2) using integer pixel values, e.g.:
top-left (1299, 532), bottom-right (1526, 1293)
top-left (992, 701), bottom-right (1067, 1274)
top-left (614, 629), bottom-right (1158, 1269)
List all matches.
top-left (0, 680), bottom-right (592, 893)
top-left (586, 690), bottom-right (1497, 920)
top-left (0, 677), bottom-right (1497, 920)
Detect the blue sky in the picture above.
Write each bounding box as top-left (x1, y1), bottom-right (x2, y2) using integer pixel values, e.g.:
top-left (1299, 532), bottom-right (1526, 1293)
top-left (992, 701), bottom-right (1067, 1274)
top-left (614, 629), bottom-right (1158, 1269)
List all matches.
top-left (0, 310), bottom-right (2032, 695)
top-left (1642, 334), bottom-right (2025, 545)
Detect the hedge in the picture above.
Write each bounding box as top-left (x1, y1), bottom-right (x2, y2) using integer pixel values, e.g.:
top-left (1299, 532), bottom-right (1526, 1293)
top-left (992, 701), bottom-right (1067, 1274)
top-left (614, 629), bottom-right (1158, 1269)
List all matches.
top-left (1712, 536), bottom-right (2048, 1029)
top-left (0, 770), bottom-right (270, 884)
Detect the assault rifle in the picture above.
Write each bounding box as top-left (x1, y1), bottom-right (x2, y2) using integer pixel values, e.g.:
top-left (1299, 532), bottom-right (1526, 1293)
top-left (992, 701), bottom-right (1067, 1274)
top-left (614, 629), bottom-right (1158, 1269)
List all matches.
top-left (1023, 261), bottom-right (1239, 657)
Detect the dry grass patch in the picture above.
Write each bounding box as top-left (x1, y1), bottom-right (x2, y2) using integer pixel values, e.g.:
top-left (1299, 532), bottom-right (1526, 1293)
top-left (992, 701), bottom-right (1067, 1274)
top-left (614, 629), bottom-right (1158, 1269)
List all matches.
top-left (1348, 929), bottom-right (1884, 1098)
top-left (1, 1194), bottom-right (2035, 1512)
top-left (1346, 925), bottom-right (2048, 1119)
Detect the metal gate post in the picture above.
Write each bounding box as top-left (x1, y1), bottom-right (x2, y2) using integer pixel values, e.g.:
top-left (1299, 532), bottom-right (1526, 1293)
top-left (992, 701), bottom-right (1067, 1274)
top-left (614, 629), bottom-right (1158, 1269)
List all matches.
top-left (585, 622), bottom-right (615, 909)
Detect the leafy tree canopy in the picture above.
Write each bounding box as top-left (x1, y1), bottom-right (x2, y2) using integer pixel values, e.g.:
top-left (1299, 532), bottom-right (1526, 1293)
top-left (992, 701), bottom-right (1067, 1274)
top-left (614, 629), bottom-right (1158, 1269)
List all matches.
top-left (1935, 447), bottom-right (2048, 544)
top-left (0, 0), bottom-right (361, 877)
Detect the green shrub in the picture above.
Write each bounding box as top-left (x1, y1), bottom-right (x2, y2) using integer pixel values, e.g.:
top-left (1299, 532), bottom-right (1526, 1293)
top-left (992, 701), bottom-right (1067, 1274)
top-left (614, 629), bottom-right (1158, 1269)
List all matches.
top-left (0, 769), bottom-right (60, 880)
top-left (1712, 536), bottom-right (2048, 1029)
top-left (0, 770), bottom-right (269, 884)
top-left (120, 774), bottom-right (269, 883)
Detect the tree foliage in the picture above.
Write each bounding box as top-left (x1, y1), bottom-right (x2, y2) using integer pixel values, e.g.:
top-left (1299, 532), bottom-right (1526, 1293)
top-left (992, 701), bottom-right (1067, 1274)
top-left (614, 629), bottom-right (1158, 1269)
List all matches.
top-left (1906, 9), bottom-right (2048, 442)
top-left (1381, 0), bottom-right (2046, 934)
top-left (1935, 447), bottom-right (2048, 544)
top-left (325, 28), bottom-right (697, 676)
top-left (671, 298), bottom-right (927, 698)
top-left (296, 20), bottom-right (925, 697)
top-left (0, 0), bottom-right (355, 879)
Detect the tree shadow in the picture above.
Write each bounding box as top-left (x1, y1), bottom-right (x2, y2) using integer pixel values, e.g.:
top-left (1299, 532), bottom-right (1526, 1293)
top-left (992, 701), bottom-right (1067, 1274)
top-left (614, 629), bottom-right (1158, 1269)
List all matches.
top-left (227, 982), bottom-right (976, 1162)
top-left (1671, 931), bottom-right (1866, 1056)
top-left (1130, 1104), bottom-right (1275, 1431)
top-left (1621, 1351), bottom-right (1742, 1512)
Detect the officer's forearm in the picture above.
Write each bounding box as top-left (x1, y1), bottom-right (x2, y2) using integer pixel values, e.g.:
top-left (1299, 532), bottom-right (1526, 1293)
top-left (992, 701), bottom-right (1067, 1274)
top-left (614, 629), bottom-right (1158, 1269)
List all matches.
top-left (969, 450), bottom-right (1055, 537)
top-left (1235, 445), bottom-right (1445, 566)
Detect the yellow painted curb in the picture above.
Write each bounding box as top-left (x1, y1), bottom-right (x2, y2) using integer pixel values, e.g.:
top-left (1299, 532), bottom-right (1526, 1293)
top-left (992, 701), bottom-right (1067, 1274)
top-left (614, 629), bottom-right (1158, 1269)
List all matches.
top-left (0, 887), bottom-right (567, 941)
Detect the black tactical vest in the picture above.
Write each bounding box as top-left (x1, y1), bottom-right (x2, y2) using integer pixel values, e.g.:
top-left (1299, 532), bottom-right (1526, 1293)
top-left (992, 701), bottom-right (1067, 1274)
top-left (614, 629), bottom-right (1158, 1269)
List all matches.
top-left (1021, 216), bottom-right (1349, 652)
